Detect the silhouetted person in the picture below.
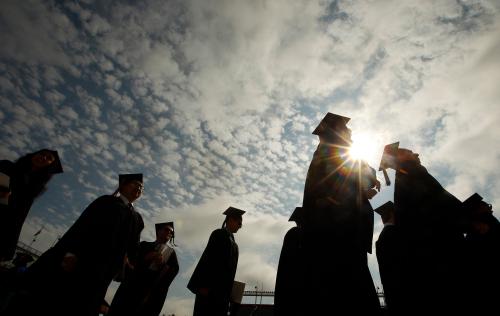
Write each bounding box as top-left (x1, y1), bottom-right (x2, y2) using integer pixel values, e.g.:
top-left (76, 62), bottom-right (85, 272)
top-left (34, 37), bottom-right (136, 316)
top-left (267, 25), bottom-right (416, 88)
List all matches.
top-left (188, 207), bottom-right (245, 316)
top-left (374, 201), bottom-right (403, 315)
top-left (0, 149), bottom-right (63, 261)
top-left (109, 221), bottom-right (179, 316)
top-left (274, 207), bottom-right (306, 316)
top-left (379, 142), bottom-right (467, 314)
top-left (462, 193), bottom-right (500, 315)
top-left (0, 252), bottom-right (34, 313)
top-left (22, 173), bottom-right (145, 316)
top-left (302, 113), bottom-right (381, 315)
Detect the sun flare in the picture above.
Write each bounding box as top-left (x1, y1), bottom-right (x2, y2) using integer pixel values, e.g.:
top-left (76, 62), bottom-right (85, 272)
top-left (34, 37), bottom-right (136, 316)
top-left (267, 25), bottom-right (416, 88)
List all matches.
top-left (348, 133), bottom-right (378, 162)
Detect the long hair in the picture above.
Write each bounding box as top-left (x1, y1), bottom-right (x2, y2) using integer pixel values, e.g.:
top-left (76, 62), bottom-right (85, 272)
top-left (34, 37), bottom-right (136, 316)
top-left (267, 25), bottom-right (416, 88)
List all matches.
top-left (15, 152), bottom-right (54, 199)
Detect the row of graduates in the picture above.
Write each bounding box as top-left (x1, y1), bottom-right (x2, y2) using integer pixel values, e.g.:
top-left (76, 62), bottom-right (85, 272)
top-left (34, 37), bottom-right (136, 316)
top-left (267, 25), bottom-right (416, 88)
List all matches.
top-left (0, 148), bottom-right (245, 316)
top-left (2, 112), bottom-right (500, 315)
top-left (274, 113), bottom-right (500, 316)
top-left (0, 171), bottom-right (180, 316)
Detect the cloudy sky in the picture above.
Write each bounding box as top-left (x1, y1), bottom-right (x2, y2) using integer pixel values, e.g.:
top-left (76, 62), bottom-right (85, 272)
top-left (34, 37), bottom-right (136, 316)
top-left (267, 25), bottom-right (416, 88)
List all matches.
top-left (1, 0), bottom-right (500, 314)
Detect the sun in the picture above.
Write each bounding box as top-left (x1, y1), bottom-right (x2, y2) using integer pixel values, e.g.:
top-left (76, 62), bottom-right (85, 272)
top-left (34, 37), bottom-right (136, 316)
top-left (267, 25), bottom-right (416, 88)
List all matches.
top-left (348, 132), bottom-right (378, 162)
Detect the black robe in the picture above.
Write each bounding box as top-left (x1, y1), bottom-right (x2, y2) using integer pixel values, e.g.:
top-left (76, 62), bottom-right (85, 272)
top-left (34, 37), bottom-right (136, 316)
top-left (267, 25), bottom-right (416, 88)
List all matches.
top-left (109, 241), bottom-right (179, 316)
top-left (394, 162), bottom-right (466, 313)
top-left (273, 226), bottom-right (305, 316)
top-left (187, 228), bottom-right (238, 316)
top-left (375, 224), bottom-right (403, 315)
top-left (0, 160), bottom-right (51, 261)
top-left (24, 195), bottom-right (144, 316)
top-left (301, 144), bottom-right (380, 315)
top-left (464, 214), bottom-right (500, 314)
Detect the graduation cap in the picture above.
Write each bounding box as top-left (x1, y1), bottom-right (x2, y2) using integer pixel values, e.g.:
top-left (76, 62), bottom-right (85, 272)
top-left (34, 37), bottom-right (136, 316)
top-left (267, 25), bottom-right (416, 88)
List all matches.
top-left (119, 173), bottom-right (143, 185)
top-left (462, 193), bottom-right (493, 221)
top-left (223, 206), bottom-right (246, 217)
top-left (289, 207), bottom-right (304, 224)
top-left (312, 112), bottom-right (351, 135)
top-left (378, 142), bottom-right (400, 186)
top-left (155, 221), bottom-right (174, 237)
top-left (462, 193), bottom-right (483, 209)
top-left (374, 201), bottom-right (395, 218)
top-left (34, 149), bottom-right (63, 174)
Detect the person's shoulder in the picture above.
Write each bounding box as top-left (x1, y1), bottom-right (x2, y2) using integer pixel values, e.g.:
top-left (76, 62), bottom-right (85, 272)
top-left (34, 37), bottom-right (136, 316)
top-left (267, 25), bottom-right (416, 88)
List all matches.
top-left (140, 240), bottom-right (155, 248)
top-left (94, 195), bottom-right (119, 203)
top-left (210, 228), bottom-right (229, 239)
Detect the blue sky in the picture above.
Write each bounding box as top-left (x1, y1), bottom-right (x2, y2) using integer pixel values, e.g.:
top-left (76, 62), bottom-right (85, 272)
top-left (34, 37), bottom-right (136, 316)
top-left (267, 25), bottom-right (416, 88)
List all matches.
top-left (1, 0), bottom-right (500, 314)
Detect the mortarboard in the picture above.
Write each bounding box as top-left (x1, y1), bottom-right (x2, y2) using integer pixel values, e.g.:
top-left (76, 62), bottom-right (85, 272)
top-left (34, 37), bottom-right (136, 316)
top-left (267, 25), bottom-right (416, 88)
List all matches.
top-left (223, 206), bottom-right (246, 217)
top-left (462, 193), bottom-right (493, 222)
top-left (289, 207), bottom-right (304, 223)
top-left (374, 201), bottom-right (395, 217)
top-left (312, 112), bottom-right (351, 135)
top-left (462, 193), bottom-right (483, 209)
top-left (378, 142), bottom-right (400, 186)
top-left (119, 173), bottom-right (143, 185)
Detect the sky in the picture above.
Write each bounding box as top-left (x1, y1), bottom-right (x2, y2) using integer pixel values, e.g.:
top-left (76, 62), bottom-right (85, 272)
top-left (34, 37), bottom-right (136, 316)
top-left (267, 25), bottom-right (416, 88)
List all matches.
top-left (1, 0), bottom-right (500, 315)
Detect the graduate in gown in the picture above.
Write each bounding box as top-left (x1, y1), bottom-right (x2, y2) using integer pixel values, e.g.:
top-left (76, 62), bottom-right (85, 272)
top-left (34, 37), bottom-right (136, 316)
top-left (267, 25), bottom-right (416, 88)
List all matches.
top-left (379, 142), bottom-right (467, 314)
top-left (462, 193), bottom-right (500, 315)
top-left (374, 201), bottom-right (403, 315)
top-left (23, 173), bottom-right (145, 316)
top-left (109, 221), bottom-right (179, 316)
top-left (187, 207), bottom-right (245, 316)
top-left (301, 113), bottom-right (381, 315)
top-left (274, 207), bottom-right (306, 316)
top-left (0, 149), bottom-right (63, 261)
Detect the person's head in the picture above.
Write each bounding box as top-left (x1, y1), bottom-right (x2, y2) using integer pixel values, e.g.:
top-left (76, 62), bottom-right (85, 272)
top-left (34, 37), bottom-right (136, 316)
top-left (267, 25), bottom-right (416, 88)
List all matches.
top-left (118, 173), bottom-right (144, 203)
top-left (31, 150), bottom-right (54, 170)
top-left (155, 222), bottom-right (174, 244)
top-left (463, 193), bottom-right (495, 234)
top-left (397, 148), bottom-right (420, 166)
top-left (222, 207), bottom-right (245, 234)
top-left (289, 206), bottom-right (305, 227)
top-left (15, 149), bottom-right (63, 198)
top-left (16, 149), bottom-right (63, 174)
top-left (313, 112), bottom-right (352, 146)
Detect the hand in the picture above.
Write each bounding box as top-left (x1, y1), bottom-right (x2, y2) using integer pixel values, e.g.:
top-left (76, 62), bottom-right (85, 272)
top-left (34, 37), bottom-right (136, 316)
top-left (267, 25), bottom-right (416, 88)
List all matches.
top-left (124, 255), bottom-right (135, 270)
top-left (199, 288), bottom-right (209, 296)
top-left (61, 254), bottom-right (78, 272)
top-left (374, 179), bottom-right (381, 192)
top-left (0, 190), bottom-right (10, 199)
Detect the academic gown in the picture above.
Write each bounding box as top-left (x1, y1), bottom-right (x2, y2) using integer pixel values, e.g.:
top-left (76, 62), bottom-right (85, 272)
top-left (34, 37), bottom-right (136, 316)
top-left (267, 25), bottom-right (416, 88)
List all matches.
top-left (24, 195), bottom-right (144, 316)
top-left (0, 160), bottom-right (48, 261)
top-left (394, 162), bottom-right (466, 313)
top-left (375, 224), bottom-right (403, 315)
top-left (301, 144), bottom-right (380, 315)
top-left (274, 226), bottom-right (305, 316)
top-left (187, 228), bottom-right (238, 316)
top-left (464, 214), bottom-right (500, 314)
top-left (109, 241), bottom-right (179, 316)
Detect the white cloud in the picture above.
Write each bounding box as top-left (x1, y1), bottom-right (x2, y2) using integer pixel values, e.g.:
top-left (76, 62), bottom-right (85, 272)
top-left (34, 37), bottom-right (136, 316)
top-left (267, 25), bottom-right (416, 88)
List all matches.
top-left (3, 1), bottom-right (500, 314)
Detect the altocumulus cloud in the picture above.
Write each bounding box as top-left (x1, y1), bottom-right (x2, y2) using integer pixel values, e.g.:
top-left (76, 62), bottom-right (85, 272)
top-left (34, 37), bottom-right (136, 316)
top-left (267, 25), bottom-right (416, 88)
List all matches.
top-left (1, 0), bottom-right (500, 314)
